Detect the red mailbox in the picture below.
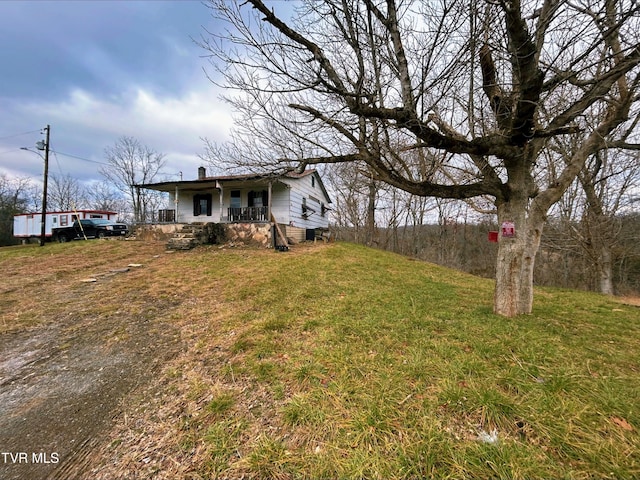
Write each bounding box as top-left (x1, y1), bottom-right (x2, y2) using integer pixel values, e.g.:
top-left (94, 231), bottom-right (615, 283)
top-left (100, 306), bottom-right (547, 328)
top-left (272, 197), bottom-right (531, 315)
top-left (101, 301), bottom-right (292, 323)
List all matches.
top-left (501, 221), bottom-right (515, 238)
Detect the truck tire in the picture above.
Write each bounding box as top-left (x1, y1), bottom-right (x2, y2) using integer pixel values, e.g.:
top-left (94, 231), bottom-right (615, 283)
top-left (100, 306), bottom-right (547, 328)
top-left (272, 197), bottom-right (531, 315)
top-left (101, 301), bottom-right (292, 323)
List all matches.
top-left (58, 234), bottom-right (69, 243)
top-left (97, 230), bottom-right (106, 239)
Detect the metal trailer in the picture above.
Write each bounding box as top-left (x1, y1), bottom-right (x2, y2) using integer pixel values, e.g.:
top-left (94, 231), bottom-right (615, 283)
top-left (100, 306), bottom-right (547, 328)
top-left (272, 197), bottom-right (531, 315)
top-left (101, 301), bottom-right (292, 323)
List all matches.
top-left (13, 210), bottom-right (118, 241)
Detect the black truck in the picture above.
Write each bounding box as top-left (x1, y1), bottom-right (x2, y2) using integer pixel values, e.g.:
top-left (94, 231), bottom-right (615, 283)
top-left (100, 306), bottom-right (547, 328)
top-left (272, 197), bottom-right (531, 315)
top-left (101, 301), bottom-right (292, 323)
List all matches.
top-left (52, 219), bottom-right (129, 242)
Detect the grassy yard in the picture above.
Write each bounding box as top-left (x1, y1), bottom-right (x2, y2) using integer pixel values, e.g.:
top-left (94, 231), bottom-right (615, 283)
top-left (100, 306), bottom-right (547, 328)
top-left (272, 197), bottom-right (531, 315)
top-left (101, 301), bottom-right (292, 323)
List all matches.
top-left (2, 240), bottom-right (639, 479)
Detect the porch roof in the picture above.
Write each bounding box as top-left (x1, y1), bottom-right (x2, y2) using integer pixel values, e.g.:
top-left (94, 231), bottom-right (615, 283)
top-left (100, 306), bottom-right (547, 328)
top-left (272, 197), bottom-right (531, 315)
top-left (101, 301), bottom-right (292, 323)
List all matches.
top-left (136, 173), bottom-right (280, 193)
top-left (137, 169), bottom-right (332, 203)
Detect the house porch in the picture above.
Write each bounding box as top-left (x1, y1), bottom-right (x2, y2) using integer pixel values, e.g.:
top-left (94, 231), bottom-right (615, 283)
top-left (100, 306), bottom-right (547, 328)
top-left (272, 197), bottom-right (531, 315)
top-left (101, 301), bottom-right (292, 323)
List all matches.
top-left (157, 206), bottom-right (270, 224)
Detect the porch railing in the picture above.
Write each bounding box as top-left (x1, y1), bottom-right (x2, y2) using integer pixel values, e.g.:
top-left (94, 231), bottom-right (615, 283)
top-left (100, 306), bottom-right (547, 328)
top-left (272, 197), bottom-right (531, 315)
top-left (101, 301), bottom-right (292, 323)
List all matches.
top-left (227, 206), bottom-right (268, 222)
top-left (153, 207), bottom-right (269, 223)
top-left (158, 209), bottom-right (176, 223)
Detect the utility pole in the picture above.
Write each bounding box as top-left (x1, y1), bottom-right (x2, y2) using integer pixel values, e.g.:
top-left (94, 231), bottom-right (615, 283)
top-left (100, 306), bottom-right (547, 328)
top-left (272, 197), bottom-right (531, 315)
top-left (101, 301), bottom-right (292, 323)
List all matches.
top-left (37, 125), bottom-right (50, 247)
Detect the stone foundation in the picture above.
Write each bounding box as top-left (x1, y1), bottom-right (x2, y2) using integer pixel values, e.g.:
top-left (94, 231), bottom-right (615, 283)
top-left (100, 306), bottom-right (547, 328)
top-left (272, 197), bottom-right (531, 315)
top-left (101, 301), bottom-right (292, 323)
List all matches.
top-left (224, 222), bottom-right (272, 247)
top-left (133, 224), bottom-right (184, 241)
top-left (141, 222), bottom-right (273, 249)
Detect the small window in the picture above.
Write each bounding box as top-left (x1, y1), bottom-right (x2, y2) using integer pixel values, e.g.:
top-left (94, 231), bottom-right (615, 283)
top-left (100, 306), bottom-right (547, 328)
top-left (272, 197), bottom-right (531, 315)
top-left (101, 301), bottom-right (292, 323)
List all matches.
top-left (311, 176), bottom-right (316, 188)
top-left (248, 190), bottom-right (268, 208)
top-left (193, 193), bottom-right (212, 216)
top-left (230, 190), bottom-right (241, 209)
top-left (60, 215), bottom-right (68, 226)
top-left (302, 197), bottom-right (316, 217)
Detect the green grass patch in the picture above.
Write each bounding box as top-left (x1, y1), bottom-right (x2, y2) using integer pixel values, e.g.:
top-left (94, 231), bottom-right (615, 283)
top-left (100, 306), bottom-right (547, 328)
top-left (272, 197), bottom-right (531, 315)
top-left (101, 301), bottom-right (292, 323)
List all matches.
top-left (3, 240), bottom-right (639, 478)
top-left (185, 242), bottom-right (640, 479)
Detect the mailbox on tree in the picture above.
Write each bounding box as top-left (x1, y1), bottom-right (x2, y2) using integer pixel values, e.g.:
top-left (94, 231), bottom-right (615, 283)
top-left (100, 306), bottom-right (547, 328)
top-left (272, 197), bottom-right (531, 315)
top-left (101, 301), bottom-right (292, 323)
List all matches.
top-left (501, 222), bottom-right (515, 238)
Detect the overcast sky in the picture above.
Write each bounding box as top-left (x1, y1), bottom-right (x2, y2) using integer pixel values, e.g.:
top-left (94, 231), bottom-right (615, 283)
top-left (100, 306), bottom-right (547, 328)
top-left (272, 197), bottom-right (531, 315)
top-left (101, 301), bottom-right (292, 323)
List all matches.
top-left (0, 0), bottom-right (235, 187)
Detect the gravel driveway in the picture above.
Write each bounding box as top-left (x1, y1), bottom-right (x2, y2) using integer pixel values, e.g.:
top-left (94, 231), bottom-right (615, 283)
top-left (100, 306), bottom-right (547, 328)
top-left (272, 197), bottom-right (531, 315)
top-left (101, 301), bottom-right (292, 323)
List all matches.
top-left (0, 243), bottom-right (182, 479)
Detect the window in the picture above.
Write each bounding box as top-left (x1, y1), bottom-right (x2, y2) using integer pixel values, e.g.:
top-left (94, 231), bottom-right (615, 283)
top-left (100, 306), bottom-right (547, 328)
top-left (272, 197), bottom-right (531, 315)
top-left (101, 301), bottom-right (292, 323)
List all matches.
top-left (193, 193), bottom-right (212, 216)
top-left (230, 190), bottom-right (241, 208)
top-left (302, 197), bottom-right (316, 217)
top-left (248, 190), bottom-right (268, 207)
top-left (311, 175), bottom-right (316, 188)
top-left (60, 215), bottom-right (68, 226)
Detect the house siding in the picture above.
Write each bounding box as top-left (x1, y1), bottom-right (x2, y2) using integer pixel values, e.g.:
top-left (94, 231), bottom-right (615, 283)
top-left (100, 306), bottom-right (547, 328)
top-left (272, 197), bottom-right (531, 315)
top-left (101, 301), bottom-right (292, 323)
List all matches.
top-left (147, 170), bottom-right (330, 233)
top-left (174, 184), bottom-right (290, 224)
top-left (270, 183), bottom-right (291, 224)
top-left (172, 189), bottom-right (220, 223)
top-left (281, 172), bottom-right (330, 229)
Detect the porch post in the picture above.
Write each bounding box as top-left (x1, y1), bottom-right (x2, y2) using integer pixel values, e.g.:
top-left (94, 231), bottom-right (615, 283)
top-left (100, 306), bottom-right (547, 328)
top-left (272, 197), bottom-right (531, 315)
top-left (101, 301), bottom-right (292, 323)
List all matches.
top-left (217, 180), bottom-right (224, 222)
top-left (267, 181), bottom-right (272, 222)
top-left (174, 185), bottom-right (179, 223)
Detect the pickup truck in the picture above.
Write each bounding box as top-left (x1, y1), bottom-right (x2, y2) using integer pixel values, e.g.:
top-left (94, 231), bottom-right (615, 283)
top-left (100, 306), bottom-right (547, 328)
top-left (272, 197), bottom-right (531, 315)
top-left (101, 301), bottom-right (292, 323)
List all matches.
top-left (52, 219), bottom-right (129, 242)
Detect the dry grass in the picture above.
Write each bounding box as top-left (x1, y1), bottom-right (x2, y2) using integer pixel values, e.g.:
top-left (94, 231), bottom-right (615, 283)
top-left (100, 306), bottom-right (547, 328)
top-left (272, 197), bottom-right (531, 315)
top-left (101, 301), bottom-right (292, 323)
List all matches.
top-left (2, 240), bottom-right (639, 479)
top-left (617, 296), bottom-right (640, 307)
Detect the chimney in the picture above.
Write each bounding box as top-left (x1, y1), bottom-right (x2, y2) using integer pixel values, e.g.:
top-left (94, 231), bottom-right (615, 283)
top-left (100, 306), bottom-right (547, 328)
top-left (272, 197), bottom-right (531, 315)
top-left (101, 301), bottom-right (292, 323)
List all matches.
top-left (198, 166), bottom-right (206, 180)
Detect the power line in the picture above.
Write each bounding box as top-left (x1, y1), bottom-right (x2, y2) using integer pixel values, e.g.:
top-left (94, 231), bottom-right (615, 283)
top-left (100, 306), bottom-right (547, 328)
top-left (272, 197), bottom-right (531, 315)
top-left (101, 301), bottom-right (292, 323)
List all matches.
top-left (0, 129), bottom-right (42, 141)
top-left (51, 150), bottom-right (111, 166)
top-left (51, 150), bottom-right (64, 178)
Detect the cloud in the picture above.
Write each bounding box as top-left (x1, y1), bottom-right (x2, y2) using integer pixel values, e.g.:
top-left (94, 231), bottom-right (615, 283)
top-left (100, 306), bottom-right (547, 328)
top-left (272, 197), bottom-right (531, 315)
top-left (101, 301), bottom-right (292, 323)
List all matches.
top-left (0, 0), bottom-right (233, 185)
top-left (5, 81), bottom-right (232, 184)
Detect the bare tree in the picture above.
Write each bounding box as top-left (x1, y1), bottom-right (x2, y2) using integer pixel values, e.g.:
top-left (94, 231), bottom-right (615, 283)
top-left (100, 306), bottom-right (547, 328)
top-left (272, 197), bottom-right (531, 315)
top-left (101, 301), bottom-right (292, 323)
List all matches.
top-left (325, 164), bottom-right (373, 243)
top-left (85, 180), bottom-right (129, 220)
top-left (48, 173), bottom-right (87, 212)
top-left (543, 144), bottom-right (640, 294)
top-left (100, 136), bottom-right (167, 223)
top-left (0, 174), bottom-right (32, 245)
top-left (203, 0), bottom-right (640, 316)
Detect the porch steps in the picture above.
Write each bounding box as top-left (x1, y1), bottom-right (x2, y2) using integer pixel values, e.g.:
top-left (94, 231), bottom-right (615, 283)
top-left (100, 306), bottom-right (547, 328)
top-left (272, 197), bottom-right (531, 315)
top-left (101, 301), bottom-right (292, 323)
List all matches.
top-left (166, 223), bottom-right (209, 250)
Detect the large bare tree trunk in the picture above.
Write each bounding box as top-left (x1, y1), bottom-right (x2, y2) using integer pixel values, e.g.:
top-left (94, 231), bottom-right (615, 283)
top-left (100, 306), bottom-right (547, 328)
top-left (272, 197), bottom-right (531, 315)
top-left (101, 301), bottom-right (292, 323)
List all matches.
top-left (205, 0), bottom-right (640, 317)
top-left (598, 245), bottom-right (615, 295)
top-left (495, 196), bottom-right (525, 316)
top-left (494, 187), bottom-right (545, 316)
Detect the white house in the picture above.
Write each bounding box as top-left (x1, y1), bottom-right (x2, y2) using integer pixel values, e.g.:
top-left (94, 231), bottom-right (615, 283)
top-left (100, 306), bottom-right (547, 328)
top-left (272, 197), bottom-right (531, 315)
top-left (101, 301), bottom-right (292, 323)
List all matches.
top-left (137, 168), bottom-right (332, 244)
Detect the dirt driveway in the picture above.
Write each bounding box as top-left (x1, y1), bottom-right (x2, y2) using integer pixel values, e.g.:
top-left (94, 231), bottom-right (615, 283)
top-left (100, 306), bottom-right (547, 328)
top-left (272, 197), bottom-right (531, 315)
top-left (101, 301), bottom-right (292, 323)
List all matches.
top-left (0, 241), bottom-right (182, 480)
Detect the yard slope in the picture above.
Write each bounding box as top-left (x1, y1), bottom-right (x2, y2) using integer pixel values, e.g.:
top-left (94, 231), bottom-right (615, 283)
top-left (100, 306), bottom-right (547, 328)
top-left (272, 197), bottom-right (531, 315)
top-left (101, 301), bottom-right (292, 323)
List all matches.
top-left (93, 241), bottom-right (639, 479)
top-left (1, 240), bottom-right (639, 479)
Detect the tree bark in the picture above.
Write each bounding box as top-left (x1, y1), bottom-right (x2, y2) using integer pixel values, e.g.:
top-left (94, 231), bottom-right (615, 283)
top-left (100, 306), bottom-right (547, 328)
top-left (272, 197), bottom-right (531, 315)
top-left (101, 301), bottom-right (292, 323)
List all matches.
top-left (493, 184), bottom-right (545, 316)
top-left (598, 245), bottom-right (615, 295)
top-left (495, 195), bottom-right (525, 316)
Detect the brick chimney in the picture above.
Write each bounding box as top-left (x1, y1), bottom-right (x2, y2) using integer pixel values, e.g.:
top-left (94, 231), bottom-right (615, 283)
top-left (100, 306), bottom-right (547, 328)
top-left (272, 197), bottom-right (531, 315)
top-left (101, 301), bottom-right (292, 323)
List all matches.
top-left (198, 166), bottom-right (206, 179)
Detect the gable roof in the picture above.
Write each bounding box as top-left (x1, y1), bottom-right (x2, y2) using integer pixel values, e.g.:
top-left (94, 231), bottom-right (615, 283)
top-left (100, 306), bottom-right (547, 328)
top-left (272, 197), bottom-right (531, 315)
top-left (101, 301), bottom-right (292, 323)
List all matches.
top-left (137, 169), bottom-right (331, 203)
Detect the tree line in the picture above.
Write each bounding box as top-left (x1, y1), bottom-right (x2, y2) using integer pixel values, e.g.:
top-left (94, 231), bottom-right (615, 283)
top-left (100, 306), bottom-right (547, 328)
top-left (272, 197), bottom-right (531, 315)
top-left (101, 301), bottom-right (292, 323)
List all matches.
top-left (0, 136), bottom-right (168, 246)
top-left (200, 0), bottom-right (640, 316)
top-left (323, 135), bottom-right (640, 296)
top-left (333, 210), bottom-right (640, 297)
